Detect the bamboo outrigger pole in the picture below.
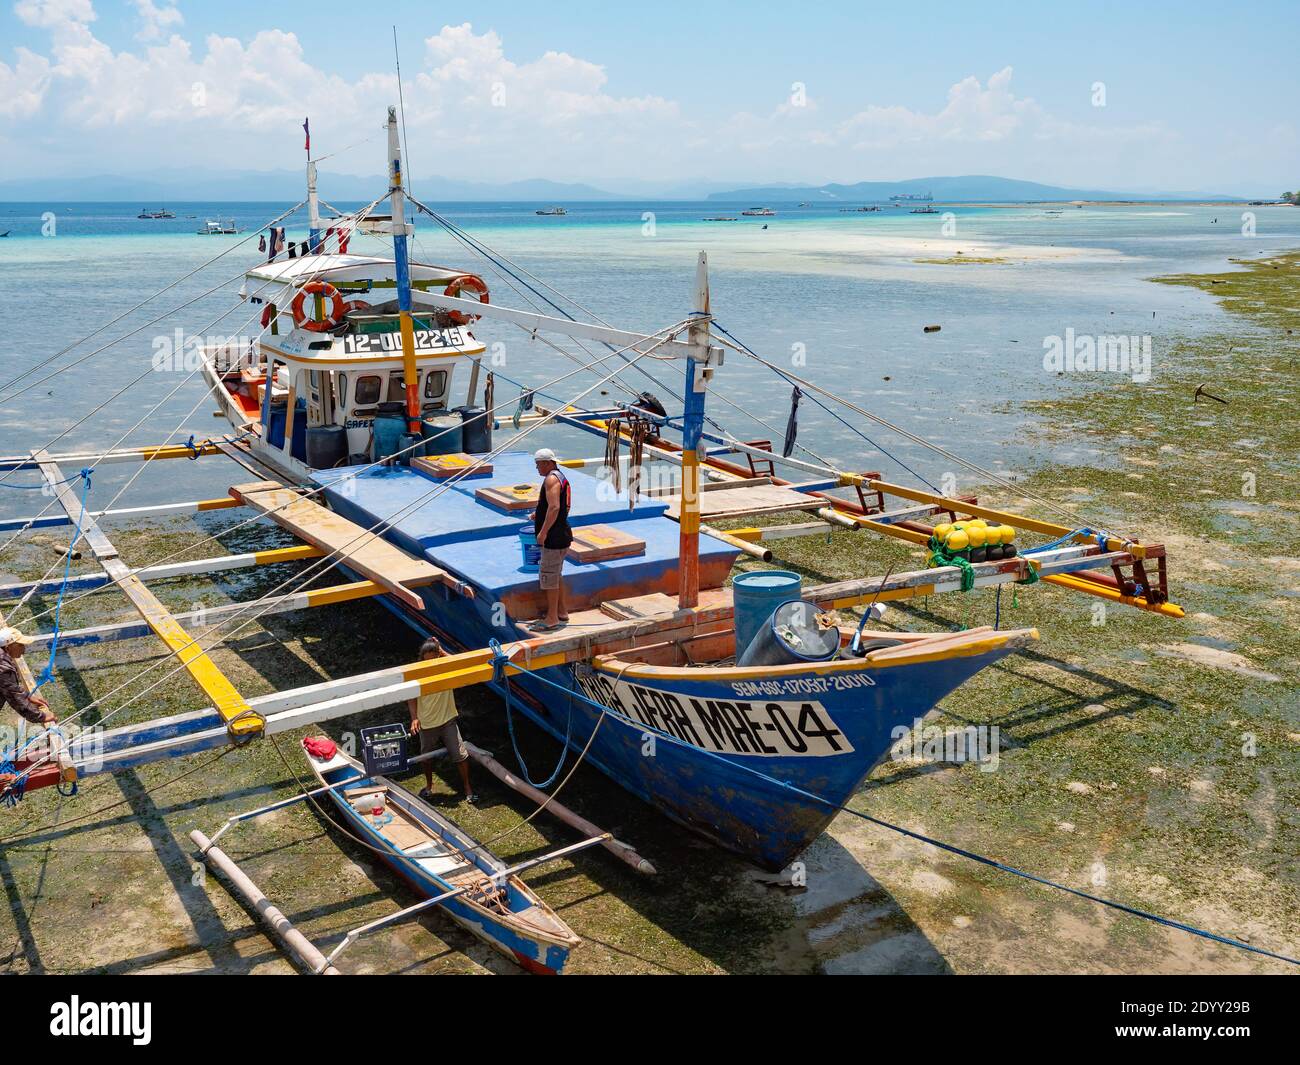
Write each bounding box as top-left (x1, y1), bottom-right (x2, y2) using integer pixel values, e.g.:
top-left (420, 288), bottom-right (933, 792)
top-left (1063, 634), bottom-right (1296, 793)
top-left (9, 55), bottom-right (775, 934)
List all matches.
top-left (678, 252), bottom-right (710, 608)
top-left (387, 106), bottom-right (422, 440)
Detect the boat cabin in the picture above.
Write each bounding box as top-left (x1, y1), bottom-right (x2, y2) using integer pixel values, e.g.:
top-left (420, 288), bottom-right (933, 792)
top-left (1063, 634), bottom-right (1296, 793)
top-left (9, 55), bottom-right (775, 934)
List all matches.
top-left (209, 253), bottom-right (488, 473)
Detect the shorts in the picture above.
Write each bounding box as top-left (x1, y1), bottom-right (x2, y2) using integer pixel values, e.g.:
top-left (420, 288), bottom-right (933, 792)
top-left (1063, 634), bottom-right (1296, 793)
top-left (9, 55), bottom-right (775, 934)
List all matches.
top-left (418, 718), bottom-right (467, 763)
top-left (538, 546), bottom-right (567, 590)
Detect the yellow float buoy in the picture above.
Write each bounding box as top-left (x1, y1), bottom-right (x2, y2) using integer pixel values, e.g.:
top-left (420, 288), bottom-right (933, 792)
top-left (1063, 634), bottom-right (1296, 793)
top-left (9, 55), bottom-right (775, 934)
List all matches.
top-left (933, 522), bottom-right (953, 541)
top-left (946, 529), bottom-right (970, 551)
top-left (967, 525), bottom-right (987, 547)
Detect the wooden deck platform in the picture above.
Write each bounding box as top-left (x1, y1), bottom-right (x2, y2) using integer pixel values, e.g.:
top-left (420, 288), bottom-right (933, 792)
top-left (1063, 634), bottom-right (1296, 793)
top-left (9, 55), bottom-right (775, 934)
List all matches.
top-left (229, 481), bottom-right (469, 608)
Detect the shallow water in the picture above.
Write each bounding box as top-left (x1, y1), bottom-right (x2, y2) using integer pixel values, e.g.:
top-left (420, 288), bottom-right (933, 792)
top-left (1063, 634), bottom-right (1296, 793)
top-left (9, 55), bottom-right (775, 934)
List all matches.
top-left (1, 198), bottom-right (1297, 517)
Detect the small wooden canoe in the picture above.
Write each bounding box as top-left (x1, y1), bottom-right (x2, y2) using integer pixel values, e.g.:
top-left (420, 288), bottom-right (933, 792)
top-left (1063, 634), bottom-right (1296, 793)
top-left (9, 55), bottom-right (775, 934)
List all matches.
top-left (303, 738), bottom-right (581, 974)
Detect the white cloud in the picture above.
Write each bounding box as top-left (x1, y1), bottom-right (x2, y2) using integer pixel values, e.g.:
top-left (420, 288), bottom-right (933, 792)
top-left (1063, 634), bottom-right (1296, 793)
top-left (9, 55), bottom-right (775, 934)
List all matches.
top-left (0, 46), bottom-right (52, 118)
top-left (14, 0), bottom-right (95, 30)
top-left (133, 0), bottom-right (182, 42)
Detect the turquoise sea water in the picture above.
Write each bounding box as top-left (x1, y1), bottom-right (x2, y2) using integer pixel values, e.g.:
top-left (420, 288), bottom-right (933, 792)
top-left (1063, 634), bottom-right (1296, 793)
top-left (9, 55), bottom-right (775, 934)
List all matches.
top-left (1, 198), bottom-right (1298, 518)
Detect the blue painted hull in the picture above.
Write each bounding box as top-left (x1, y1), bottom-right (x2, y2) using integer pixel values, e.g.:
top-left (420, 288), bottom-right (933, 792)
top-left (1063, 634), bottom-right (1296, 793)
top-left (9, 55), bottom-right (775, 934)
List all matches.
top-left (384, 586), bottom-right (1022, 871)
top-left (313, 754), bottom-right (577, 974)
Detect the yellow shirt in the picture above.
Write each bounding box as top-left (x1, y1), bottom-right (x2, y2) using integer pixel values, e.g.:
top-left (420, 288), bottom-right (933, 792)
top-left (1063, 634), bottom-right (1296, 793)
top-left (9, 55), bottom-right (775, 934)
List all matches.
top-left (415, 688), bottom-right (458, 729)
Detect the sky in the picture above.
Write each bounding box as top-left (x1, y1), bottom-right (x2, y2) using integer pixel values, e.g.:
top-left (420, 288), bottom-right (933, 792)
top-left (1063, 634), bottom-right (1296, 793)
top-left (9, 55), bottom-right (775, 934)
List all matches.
top-left (1, 0), bottom-right (1297, 195)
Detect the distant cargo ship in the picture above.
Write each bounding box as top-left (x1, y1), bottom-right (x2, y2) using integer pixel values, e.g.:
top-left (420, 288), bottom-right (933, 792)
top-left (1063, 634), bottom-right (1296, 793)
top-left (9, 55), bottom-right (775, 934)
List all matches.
top-left (890, 193), bottom-right (932, 202)
top-left (741, 206), bottom-right (776, 216)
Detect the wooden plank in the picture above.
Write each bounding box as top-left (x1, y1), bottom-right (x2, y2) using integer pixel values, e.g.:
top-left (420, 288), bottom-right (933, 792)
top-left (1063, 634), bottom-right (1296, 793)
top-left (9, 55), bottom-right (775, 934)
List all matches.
top-left (229, 481), bottom-right (461, 608)
top-left (474, 483), bottom-right (540, 512)
top-left (33, 451), bottom-right (117, 560)
top-left (567, 524), bottom-right (646, 563)
top-left (412, 453), bottom-right (493, 479)
top-left (664, 483), bottom-right (827, 521)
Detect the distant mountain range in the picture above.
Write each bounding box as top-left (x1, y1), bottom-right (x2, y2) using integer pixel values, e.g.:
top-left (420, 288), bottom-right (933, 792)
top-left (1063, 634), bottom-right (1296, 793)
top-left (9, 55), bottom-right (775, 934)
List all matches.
top-left (0, 170), bottom-right (1249, 202)
top-left (705, 175), bottom-right (1245, 202)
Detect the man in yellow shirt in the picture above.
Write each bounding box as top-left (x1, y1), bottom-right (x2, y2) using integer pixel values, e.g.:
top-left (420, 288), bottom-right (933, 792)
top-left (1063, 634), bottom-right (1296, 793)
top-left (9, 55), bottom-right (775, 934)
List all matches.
top-left (407, 637), bottom-right (478, 804)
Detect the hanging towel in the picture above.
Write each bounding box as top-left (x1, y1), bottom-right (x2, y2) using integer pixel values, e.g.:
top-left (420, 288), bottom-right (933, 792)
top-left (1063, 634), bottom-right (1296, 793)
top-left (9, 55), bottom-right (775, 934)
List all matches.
top-left (258, 233), bottom-right (267, 253)
top-left (268, 227), bottom-right (285, 260)
top-left (483, 372), bottom-right (495, 416)
top-left (512, 388), bottom-right (535, 430)
top-left (782, 386), bottom-right (803, 458)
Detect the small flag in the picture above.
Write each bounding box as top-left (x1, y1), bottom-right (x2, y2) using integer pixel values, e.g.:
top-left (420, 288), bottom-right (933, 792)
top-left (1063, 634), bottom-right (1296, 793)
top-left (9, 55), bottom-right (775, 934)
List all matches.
top-left (303, 117), bottom-right (310, 155)
top-left (782, 386), bottom-right (802, 458)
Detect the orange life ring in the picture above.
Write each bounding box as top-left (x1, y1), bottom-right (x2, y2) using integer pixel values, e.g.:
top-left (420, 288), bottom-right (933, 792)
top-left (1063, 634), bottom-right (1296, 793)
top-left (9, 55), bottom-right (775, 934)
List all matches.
top-left (443, 274), bottom-right (489, 325)
top-left (291, 281), bottom-right (346, 332)
top-left (339, 298), bottom-right (371, 317)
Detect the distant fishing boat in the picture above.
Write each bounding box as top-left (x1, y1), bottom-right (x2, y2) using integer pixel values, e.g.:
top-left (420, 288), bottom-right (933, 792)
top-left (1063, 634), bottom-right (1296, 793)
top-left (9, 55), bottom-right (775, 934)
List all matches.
top-left (197, 219), bottom-right (238, 235)
top-left (703, 216), bottom-right (738, 221)
top-left (741, 206), bottom-right (776, 216)
top-left (910, 206), bottom-right (940, 214)
top-left (839, 206), bottom-right (882, 213)
top-left (535, 206), bottom-right (567, 216)
top-left (137, 207), bottom-right (175, 219)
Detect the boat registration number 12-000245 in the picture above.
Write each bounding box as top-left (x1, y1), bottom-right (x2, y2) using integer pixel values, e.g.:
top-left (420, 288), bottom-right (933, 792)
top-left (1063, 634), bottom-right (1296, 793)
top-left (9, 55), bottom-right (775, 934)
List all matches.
top-left (343, 327), bottom-right (464, 354)
top-left (576, 672), bottom-right (854, 758)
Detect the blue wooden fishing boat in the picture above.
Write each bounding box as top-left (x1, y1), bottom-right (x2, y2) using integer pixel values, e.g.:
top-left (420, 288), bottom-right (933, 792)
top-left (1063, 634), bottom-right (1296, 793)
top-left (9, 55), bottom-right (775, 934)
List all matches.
top-left (302, 739), bottom-right (582, 974)
top-left (4, 107), bottom-right (1178, 892)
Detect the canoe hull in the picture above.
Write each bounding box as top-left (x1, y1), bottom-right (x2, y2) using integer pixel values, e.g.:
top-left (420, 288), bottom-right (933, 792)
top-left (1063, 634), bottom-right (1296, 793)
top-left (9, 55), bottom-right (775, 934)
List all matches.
top-left (308, 752), bottom-right (578, 974)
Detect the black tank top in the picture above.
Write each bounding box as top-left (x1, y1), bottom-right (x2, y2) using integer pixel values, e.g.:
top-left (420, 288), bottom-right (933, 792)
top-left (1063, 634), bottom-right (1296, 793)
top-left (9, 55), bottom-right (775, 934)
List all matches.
top-left (534, 470), bottom-right (573, 549)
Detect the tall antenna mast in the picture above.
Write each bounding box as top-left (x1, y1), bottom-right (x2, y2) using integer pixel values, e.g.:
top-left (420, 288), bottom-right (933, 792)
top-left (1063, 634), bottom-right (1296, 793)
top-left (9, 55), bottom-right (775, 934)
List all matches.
top-left (386, 107), bottom-right (421, 440)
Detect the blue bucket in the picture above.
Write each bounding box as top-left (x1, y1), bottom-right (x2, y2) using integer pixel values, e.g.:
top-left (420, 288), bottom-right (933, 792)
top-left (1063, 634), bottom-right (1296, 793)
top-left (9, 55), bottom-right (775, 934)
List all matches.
top-left (519, 530), bottom-right (542, 572)
top-left (732, 570), bottom-right (802, 661)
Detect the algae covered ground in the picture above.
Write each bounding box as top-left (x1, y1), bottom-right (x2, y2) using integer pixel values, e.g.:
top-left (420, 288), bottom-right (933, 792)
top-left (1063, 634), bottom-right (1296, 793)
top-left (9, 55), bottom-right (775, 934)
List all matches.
top-left (0, 254), bottom-right (1296, 974)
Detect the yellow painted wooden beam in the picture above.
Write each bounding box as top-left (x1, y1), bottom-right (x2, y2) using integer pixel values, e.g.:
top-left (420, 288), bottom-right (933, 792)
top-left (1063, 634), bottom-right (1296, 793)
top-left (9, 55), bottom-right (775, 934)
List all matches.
top-left (1042, 573), bottom-right (1185, 618)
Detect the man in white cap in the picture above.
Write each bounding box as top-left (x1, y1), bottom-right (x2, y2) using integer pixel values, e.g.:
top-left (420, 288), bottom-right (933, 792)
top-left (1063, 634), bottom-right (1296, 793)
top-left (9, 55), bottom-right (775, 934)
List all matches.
top-left (0, 626), bottom-right (55, 726)
top-left (530, 448), bottom-right (573, 630)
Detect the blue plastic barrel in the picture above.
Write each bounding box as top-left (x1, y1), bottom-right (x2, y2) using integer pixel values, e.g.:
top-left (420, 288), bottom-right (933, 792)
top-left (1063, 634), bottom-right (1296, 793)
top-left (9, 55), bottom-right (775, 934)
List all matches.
top-left (519, 530), bottom-right (542, 571)
top-left (265, 402), bottom-right (287, 449)
top-left (732, 570), bottom-right (802, 661)
top-left (737, 599), bottom-right (839, 667)
top-left (371, 402), bottom-right (407, 462)
top-left (421, 414), bottom-right (463, 457)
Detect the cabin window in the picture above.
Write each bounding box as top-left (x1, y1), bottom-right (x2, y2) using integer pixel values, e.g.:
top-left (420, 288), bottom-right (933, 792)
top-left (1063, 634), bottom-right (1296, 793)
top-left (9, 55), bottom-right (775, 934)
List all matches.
top-left (424, 370), bottom-right (448, 401)
top-left (387, 372), bottom-right (406, 403)
top-left (354, 374), bottom-right (381, 407)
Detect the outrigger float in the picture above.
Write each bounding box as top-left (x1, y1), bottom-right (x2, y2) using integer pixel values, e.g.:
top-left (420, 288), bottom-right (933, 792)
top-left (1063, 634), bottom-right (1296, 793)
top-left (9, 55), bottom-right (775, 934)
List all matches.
top-left (0, 108), bottom-right (1183, 972)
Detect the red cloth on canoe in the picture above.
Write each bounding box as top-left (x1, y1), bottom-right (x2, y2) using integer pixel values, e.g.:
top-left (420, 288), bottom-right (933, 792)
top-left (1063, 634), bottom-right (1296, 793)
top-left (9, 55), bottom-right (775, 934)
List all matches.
top-left (303, 736), bottom-right (337, 760)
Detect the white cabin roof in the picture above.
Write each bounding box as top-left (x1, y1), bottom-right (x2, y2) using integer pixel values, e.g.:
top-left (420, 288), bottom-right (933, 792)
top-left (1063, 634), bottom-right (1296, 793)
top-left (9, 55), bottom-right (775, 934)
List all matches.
top-left (244, 253), bottom-right (466, 288)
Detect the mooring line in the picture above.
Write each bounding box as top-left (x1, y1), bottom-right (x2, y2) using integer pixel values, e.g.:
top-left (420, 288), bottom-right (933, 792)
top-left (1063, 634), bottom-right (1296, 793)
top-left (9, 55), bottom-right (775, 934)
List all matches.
top-left (514, 666), bottom-right (1299, 968)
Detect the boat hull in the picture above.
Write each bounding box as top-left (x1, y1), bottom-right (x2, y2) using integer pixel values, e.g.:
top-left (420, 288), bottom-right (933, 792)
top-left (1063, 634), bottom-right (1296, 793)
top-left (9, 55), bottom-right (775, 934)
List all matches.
top-left (387, 587), bottom-right (1028, 871)
top-left (310, 753), bottom-right (578, 974)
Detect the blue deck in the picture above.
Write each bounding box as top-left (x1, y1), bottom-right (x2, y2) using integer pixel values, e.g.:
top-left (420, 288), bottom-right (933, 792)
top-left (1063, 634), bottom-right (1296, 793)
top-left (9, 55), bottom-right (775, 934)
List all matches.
top-left (312, 454), bottom-right (738, 610)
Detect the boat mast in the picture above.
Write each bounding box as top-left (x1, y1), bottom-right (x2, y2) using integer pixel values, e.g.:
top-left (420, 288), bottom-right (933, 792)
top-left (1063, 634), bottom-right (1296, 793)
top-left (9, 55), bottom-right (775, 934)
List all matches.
top-left (386, 106), bottom-right (422, 438)
top-left (678, 251), bottom-right (710, 609)
top-left (306, 116), bottom-right (321, 253)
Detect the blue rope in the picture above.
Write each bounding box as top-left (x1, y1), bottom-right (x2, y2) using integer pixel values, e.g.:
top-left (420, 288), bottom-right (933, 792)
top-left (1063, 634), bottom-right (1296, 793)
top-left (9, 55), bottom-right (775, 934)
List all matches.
top-left (0, 470), bottom-right (86, 490)
top-left (33, 468), bottom-right (91, 690)
top-left (0, 761), bottom-right (24, 806)
top-left (713, 321), bottom-right (943, 492)
top-left (488, 639), bottom-right (572, 789)
top-left (512, 661), bottom-right (1298, 967)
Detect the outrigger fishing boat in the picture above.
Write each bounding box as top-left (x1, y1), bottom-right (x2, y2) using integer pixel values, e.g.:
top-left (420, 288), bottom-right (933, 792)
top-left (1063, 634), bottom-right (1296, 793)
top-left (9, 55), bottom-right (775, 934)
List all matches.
top-left (0, 106), bottom-right (1185, 971)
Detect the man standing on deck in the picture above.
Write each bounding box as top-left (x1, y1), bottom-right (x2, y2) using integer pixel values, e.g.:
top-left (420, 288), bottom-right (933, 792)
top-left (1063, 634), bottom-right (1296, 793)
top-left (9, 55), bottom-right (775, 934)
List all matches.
top-left (407, 637), bottom-right (478, 805)
top-left (531, 448), bottom-right (573, 631)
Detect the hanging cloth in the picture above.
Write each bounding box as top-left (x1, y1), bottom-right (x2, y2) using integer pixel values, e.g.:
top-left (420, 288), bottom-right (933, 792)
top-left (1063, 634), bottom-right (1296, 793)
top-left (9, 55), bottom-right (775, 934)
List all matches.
top-left (782, 386), bottom-right (803, 458)
top-left (287, 242), bottom-right (296, 259)
top-left (258, 233), bottom-right (267, 253)
top-left (269, 227), bottom-right (285, 260)
top-left (337, 226), bottom-right (350, 254)
top-left (483, 372), bottom-right (495, 418)
top-left (512, 388), bottom-right (534, 430)
top-left (604, 418), bottom-right (623, 493)
top-left (627, 418), bottom-right (647, 510)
